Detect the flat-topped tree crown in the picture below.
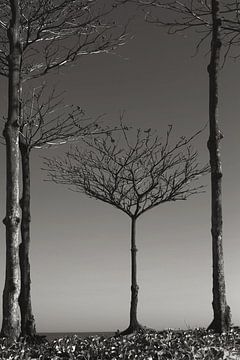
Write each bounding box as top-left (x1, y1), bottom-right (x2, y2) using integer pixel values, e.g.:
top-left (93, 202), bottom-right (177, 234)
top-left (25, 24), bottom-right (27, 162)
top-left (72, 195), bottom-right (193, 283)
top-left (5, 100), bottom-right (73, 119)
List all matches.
top-left (44, 124), bottom-right (209, 335)
top-left (45, 125), bottom-right (209, 219)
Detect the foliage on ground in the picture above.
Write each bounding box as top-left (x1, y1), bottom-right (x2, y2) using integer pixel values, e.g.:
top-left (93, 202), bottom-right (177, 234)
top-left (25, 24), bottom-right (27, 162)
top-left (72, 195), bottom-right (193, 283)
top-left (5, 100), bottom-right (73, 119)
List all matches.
top-left (1, 328), bottom-right (240, 359)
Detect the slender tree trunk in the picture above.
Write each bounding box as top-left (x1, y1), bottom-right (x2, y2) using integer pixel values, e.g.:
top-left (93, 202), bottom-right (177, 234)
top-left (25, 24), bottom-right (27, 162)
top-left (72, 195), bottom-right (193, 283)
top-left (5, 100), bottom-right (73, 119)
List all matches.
top-left (19, 142), bottom-right (36, 337)
top-left (121, 217), bottom-right (142, 335)
top-left (1, 0), bottom-right (21, 341)
top-left (207, 0), bottom-right (231, 333)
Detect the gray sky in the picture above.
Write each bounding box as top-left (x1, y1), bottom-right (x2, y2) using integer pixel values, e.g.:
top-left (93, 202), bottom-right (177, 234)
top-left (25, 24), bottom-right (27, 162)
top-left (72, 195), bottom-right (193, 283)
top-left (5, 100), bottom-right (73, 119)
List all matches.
top-left (0, 9), bottom-right (239, 333)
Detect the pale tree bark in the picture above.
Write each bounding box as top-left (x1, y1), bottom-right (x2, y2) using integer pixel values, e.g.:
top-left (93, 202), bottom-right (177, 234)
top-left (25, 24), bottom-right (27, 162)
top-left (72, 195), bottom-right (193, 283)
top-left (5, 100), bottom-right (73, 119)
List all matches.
top-left (1, 0), bottom-right (21, 340)
top-left (207, 0), bottom-right (231, 333)
top-left (19, 140), bottom-right (36, 337)
top-left (121, 217), bottom-right (142, 335)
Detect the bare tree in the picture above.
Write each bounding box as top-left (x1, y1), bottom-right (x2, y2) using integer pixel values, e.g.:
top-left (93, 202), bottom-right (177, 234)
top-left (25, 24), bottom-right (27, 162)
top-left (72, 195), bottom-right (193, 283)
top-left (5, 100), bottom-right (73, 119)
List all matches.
top-left (1, 0), bottom-right (22, 341)
top-left (207, 0), bottom-right (231, 333)
top-left (0, 0), bottom-right (130, 340)
top-left (18, 85), bottom-right (107, 337)
top-left (44, 126), bottom-right (209, 335)
top-left (136, 0), bottom-right (237, 333)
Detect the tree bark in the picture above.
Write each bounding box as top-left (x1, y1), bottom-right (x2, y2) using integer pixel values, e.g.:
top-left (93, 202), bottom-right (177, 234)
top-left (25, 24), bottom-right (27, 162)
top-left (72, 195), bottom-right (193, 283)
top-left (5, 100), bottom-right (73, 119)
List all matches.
top-left (1, 0), bottom-right (21, 341)
top-left (121, 217), bottom-right (142, 335)
top-left (19, 142), bottom-right (36, 337)
top-left (207, 0), bottom-right (231, 333)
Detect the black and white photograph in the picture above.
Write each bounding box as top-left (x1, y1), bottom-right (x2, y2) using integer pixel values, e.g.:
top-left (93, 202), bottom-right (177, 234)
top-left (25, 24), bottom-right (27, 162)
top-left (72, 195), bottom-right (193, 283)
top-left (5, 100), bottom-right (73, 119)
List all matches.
top-left (0, 0), bottom-right (240, 358)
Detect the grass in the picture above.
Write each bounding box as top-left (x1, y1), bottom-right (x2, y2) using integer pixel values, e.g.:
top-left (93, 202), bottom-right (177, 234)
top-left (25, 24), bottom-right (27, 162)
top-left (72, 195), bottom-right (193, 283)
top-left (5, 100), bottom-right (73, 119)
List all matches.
top-left (1, 327), bottom-right (240, 359)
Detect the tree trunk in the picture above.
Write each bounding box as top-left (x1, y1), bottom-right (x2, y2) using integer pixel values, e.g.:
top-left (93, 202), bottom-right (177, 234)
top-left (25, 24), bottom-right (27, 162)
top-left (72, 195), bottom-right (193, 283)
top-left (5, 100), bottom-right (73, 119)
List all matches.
top-left (207, 0), bottom-right (231, 333)
top-left (19, 142), bottom-right (36, 337)
top-left (1, 0), bottom-right (21, 341)
top-left (121, 217), bottom-right (142, 335)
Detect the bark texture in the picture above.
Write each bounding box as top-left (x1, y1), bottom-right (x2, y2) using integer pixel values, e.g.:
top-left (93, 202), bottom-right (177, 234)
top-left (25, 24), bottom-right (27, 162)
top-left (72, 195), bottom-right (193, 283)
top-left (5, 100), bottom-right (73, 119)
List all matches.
top-left (121, 217), bottom-right (142, 335)
top-left (1, 0), bottom-right (21, 341)
top-left (19, 142), bottom-right (36, 337)
top-left (207, 0), bottom-right (231, 333)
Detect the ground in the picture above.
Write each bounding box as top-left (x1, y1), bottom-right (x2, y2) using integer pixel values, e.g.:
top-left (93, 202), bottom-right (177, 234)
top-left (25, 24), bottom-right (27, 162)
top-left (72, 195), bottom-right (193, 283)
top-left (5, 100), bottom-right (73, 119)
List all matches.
top-left (1, 327), bottom-right (240, 359)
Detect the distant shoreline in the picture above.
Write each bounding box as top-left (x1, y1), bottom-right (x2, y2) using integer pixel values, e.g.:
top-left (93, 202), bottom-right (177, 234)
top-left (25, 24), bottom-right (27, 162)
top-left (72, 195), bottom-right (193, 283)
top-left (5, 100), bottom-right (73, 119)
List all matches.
top-left (39, 326), bottom-right (233, 341)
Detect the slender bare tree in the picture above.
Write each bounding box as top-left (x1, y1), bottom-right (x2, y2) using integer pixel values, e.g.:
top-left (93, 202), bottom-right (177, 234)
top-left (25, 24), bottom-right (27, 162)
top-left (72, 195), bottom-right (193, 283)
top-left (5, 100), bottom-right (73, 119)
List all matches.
top-left (1, 0), bottom-right (22, 341)
top-left (44, 126), bottom-right (209, 335)
top-left (18, 85), bottom-right (106, 337)
top-left (0, 0), bottom-right (130, 340)
top-left (207, 0), bottom-right (231, 334)
top-left (137, 0), bottom-right (238, 333)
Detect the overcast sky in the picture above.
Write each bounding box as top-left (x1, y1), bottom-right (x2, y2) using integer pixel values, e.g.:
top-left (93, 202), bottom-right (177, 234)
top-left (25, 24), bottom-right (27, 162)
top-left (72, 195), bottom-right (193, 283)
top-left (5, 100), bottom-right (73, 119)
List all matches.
top-left (0, 6), bottom-right (240, 333)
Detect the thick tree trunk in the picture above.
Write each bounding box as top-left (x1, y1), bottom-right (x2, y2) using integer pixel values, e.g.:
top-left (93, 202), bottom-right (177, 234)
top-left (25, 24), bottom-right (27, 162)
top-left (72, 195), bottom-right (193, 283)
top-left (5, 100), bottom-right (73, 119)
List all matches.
top-left (19, 142), bottom-right (36, 337)
top-left (1, 0), bottom-right (21, 341)
top-left (207, 0), bottom-right (231, 333)
top-left (121, 217), bottom-right (142, 335)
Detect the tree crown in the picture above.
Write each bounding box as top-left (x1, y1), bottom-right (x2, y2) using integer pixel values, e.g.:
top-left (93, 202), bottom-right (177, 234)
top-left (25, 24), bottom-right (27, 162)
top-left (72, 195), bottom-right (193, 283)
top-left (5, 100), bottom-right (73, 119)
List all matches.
top-left (0, 0), bottom-right (129, 79)
top-left (44, 125), bottom-right (209, 218)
